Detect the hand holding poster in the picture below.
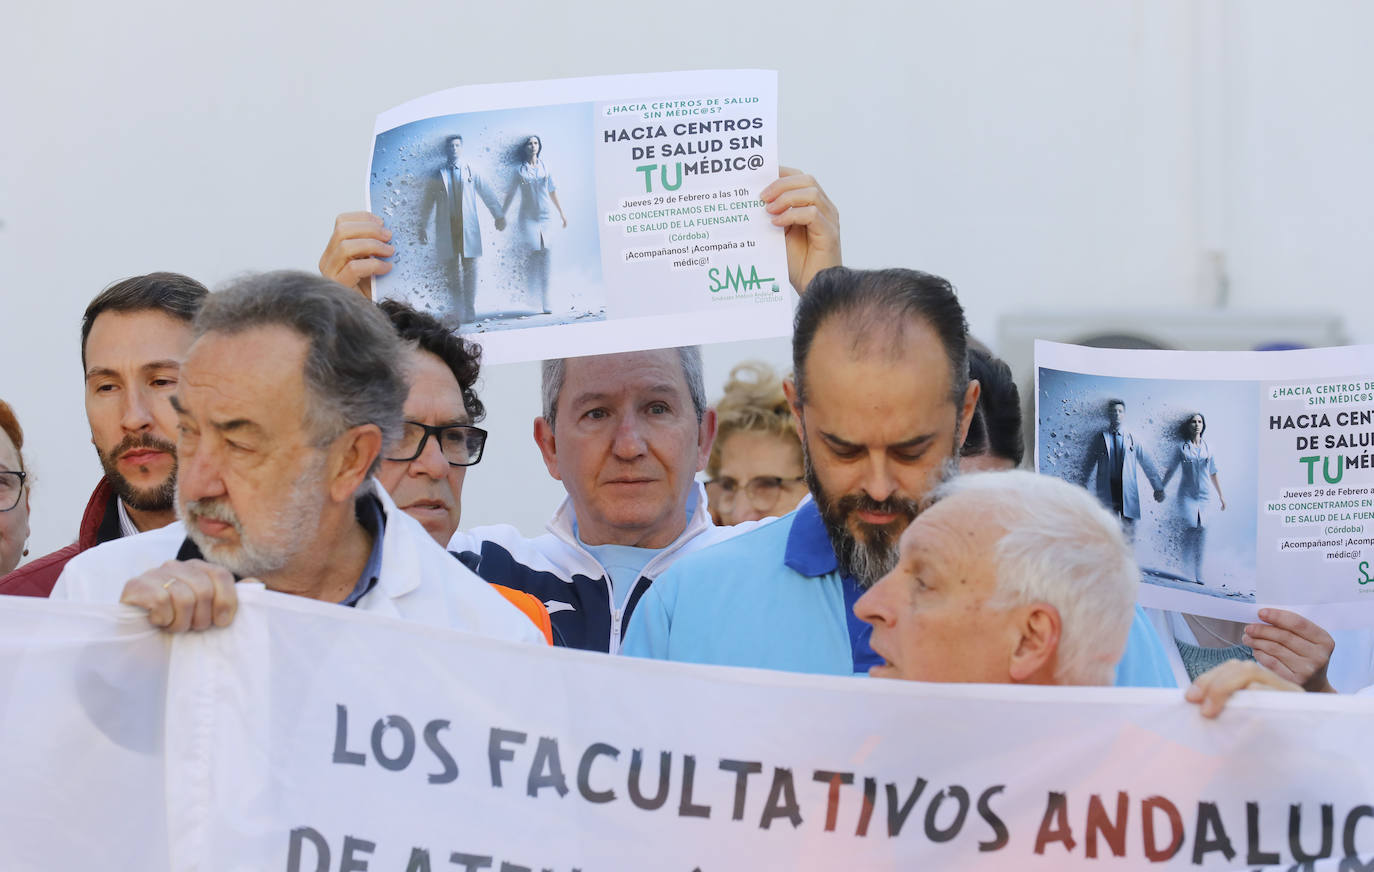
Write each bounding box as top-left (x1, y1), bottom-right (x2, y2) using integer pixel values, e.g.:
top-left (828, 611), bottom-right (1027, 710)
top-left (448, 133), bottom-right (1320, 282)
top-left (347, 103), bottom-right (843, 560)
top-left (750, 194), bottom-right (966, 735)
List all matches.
top-left (1036, 341), bottom-right (1374, 628)
top-left (367, 70), bottom-right (789, 364)
top-left (4, 591), bottom-right (1374, 870)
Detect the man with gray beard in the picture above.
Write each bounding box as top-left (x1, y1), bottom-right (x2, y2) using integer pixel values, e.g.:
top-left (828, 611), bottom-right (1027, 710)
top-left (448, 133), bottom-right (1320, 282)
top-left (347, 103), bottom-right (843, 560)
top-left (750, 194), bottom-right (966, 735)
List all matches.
top-left (50, 271), bottom-right (544, 646)
top-left (622, 268), bottom-right (978, 674)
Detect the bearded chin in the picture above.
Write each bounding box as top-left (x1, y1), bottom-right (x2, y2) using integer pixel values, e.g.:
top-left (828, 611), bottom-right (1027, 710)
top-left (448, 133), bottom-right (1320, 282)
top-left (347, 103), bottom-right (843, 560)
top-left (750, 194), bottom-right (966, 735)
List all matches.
top-left (804, 450), bottom-right (960, 589)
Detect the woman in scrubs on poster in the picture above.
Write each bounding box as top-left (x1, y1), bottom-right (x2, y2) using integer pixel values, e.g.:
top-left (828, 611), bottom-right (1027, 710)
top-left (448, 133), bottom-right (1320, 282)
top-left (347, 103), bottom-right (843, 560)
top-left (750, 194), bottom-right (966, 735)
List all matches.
top-left (503, 135), bottom-right (567, 314)
top-left (1163, 412), bottom-right (1227, 584)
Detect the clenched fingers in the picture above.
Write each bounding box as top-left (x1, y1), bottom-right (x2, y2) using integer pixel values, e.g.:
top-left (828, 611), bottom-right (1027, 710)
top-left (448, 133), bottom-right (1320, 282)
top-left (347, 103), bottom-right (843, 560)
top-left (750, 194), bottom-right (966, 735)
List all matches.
top-left (1185, 660), bottom-right (1301, 719)
top-left (318, 212), bottom-right (395, 293)
top-left (119, 560), bottom-right (239, 633)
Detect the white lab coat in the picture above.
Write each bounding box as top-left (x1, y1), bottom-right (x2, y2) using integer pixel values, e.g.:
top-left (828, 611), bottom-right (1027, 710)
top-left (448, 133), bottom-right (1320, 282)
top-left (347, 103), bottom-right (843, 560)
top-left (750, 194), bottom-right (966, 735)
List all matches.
top-left (52, 483), bottom-right (543, 645)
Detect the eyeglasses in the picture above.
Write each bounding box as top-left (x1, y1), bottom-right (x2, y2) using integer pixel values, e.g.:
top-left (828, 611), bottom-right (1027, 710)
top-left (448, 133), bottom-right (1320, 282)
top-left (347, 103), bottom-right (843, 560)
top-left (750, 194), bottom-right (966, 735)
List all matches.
top-left (706, 475), bottom-right (805, 513)
top-left (0, 471), bottom-right (27, 512)
top-left (386, 422), bottom-right (488, 467)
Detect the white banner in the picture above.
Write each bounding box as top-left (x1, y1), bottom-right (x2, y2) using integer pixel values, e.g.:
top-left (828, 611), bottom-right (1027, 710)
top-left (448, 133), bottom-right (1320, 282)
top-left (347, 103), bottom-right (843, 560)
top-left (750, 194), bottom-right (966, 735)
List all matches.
top-left (3, 590), bottom-right (1374, 871)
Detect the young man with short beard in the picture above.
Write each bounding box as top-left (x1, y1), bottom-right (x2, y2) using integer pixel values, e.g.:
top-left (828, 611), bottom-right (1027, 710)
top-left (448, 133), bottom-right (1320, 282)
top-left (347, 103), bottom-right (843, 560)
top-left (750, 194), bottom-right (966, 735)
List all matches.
top-left (0, 273), bottom-right (208, 596)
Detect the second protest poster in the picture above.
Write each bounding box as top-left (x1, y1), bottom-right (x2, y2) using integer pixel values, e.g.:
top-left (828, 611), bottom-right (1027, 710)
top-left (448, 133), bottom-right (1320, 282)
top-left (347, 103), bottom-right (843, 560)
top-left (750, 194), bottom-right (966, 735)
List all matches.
top-left (367, 70), bottom-right (789, 364)
top-left (1036, 340), bottom-right (1374, 628)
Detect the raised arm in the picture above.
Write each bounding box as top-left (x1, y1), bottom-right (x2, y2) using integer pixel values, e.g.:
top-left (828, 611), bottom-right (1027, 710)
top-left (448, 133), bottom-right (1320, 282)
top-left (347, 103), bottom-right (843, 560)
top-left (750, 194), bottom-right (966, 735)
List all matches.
top-left (1242, 608), bottom-right (1336, 692)
top-left (760, 167), bottom-right (841, 295)
top-left (318, 211), bottom-right (395, 300)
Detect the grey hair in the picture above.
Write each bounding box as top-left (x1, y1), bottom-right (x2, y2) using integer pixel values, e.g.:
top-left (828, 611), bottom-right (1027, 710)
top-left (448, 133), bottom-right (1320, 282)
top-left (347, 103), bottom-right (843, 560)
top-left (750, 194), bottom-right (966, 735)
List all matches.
top-left (929, 470), bottom-right (1138, 686)
top-left (193, 271), bottom-right (406, 475)
top-left (541, 347), bottom-right (706, 429)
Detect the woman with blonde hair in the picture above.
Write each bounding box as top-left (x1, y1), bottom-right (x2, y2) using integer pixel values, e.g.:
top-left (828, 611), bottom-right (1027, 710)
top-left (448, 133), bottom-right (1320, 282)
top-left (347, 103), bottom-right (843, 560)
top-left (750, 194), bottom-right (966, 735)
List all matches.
top-left (705, 361), bottom-right (808, 525)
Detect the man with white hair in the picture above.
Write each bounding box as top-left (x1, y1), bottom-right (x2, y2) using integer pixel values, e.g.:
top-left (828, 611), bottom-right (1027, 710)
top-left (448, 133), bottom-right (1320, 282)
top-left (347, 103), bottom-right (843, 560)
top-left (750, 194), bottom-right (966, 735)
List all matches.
top-left (856, 470), bottom-right (1137, 685)
top-left (50, 271), bottom-right (543, 645)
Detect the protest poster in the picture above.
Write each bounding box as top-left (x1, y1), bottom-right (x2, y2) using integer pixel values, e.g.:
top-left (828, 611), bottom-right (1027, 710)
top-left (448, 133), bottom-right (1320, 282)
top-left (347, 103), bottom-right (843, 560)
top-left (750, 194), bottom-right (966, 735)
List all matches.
top-left (4, 590), bottom-right (1374, 871)
top-left (366, 70), bottom-right (789, 365)
top-left (1036, 340), bottom-right (1374, 628)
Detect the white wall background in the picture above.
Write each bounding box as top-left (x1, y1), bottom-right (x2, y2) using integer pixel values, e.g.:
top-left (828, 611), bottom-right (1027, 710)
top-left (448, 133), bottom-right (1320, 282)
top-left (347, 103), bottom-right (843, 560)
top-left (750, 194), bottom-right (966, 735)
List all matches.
top-left (3, 0), bottom-right (1371, 561)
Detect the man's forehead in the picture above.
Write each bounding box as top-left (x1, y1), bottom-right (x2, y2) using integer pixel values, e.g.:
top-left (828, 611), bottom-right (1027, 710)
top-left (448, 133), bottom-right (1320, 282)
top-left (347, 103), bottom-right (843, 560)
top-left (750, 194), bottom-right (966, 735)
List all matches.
top-left (85, 309), bottom-right (194, 364)
top-left (404, 349), bottom-right (469, 424)
top-left (188, 323), bottom-right (306, 357)
top-left (803, 318), bottom-right (953, 402)
top-left (181, 326), bottom-right (308, 411)
top-left (902, 492), bottom-right (1001, 568)
top-left (812, 311), bottom-right (951, 366)
top-left (563, 350), bottom-right (687, 397)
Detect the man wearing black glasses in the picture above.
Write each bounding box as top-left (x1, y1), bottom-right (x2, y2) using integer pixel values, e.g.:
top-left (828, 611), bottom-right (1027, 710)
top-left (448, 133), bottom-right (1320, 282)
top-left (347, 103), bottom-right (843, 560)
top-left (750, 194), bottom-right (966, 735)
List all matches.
top-left (374, 301), bottom-right (552, 642)
top-left (374, 301), bottom-right (489, 544)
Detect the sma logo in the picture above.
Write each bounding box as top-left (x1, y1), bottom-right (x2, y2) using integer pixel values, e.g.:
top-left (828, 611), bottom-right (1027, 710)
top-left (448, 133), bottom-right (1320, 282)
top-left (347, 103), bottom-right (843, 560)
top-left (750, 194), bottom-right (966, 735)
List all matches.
top-left (708, 264), bottom-right (778, 294)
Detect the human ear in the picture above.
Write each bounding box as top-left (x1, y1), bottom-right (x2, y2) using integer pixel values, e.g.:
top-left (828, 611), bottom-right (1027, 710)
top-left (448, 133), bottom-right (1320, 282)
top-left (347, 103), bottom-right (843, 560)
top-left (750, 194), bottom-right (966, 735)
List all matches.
top-left (533, 416), bottom-right (562, 481)
top-left (955, 379), bottom-right (982, 454)
top-left (694, 407), bottom-right (718, 472)
top-left (330, 425), bottom-right (383, 503)
top-left (1008, 602), bottom-right (1061, 684)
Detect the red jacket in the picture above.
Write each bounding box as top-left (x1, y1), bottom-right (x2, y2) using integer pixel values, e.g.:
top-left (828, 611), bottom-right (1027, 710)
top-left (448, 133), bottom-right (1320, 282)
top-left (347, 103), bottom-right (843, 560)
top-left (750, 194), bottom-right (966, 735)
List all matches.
top-left (0, 478), bottom-right (123, 597)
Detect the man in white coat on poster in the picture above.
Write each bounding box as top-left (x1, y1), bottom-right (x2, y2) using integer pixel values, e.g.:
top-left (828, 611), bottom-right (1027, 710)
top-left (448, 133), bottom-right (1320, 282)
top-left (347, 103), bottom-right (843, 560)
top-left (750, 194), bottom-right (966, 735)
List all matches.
top-left (1081, 398), bottom-right (1164, 537)
top-left (417, 134), bottom-right (506, 325)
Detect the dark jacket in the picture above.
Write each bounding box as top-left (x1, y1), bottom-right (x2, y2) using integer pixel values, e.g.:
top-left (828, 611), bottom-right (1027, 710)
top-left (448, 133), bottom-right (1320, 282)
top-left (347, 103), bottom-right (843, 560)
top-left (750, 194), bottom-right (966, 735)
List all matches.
top-left (0, 478), bottom-right (122, 597)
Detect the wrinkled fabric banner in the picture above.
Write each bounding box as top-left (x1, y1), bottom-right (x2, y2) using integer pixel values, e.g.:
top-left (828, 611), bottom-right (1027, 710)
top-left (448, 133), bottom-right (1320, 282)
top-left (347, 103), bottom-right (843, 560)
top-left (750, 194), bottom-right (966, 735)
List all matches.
top-left (0, 596), bottom-right (171, 870)
top-left (3, 590), bottom-right (1373, 871)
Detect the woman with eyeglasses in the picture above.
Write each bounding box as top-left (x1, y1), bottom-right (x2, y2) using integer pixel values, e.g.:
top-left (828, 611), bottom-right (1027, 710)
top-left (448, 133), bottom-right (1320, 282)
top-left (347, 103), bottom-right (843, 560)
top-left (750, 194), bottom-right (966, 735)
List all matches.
top-left (704, 361), bottom-right (809, 526)
top-left (0, 399), bottom-right (32, 576)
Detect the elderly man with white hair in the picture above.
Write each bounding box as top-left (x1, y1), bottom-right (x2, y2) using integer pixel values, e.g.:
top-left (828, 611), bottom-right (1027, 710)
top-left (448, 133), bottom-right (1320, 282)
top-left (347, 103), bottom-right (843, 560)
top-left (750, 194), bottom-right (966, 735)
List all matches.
top-left (855, 470), bottom-right (1137, 685)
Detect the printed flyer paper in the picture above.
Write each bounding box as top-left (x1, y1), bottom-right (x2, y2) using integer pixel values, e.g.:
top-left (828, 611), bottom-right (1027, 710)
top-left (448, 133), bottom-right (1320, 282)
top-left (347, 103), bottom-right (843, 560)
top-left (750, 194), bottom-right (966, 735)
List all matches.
top-left (1035, 340), bottom-right (1374, 627)
top-left (367, 70), bottom-right (789, 365)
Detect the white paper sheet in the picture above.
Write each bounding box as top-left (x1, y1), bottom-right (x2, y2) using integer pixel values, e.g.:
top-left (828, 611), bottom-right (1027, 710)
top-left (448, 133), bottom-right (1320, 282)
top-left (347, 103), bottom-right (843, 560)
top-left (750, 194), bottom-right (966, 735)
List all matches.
top-left (1036, 340), bottom-right (1374, 627)
top-left (367, 70), bottom-right (789, 364)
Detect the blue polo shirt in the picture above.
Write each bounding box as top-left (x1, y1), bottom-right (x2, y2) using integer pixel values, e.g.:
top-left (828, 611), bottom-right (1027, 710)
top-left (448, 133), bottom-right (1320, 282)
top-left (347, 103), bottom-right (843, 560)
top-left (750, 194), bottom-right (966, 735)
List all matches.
top-left (622, 500), bottom-right (1177, 687)
top-left (623, 501), bottom-right (864, 674)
